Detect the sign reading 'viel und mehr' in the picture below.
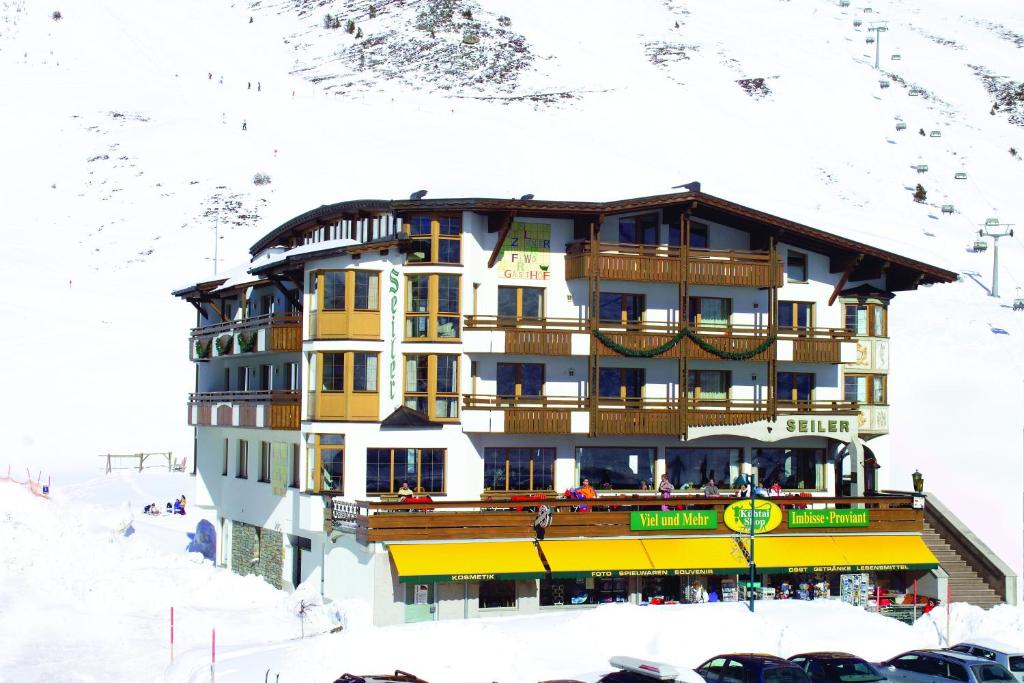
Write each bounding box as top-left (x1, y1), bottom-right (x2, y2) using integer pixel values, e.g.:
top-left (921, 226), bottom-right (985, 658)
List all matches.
top-left (788, 509), bottom-right (870, 528)
top-left (630, 510), bottom-right (717, 531)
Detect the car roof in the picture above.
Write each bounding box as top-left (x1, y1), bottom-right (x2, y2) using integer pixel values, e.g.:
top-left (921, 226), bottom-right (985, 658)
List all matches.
top-left (900, 650), bottom-right (992, 664)
top-left (713, 655), bottom-right (793, 665)
top-left (956, 641), bottom-right (1024, 656)
top-left (790, 653), bottom-right (860, 660)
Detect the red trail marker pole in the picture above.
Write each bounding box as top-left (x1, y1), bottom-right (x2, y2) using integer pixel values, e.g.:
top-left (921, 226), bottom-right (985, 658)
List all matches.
top-left (211, 628), bottom-right (216, 682)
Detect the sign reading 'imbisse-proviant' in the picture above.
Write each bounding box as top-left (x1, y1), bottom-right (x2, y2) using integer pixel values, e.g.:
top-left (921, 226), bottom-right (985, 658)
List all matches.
top-left (788, 509), bottom-right (870, 528)
top-left (630, 510), bottom-right (717, 531)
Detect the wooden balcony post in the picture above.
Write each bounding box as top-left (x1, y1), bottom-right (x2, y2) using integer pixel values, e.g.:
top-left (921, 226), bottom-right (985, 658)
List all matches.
top-left (768, 236), bottom-right (778, 421)
top-left (588, 220), bottom-right (599, 437)
top-left (680, 209), bottom-right (691, 440)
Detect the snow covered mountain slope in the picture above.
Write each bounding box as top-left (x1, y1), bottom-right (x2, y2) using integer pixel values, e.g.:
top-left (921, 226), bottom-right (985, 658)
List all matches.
top-left (1, 0), bottom-right (1022, 581)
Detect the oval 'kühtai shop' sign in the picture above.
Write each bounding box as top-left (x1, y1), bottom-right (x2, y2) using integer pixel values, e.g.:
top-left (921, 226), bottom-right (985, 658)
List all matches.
top-left (723, 499), bottom-right (783, 534)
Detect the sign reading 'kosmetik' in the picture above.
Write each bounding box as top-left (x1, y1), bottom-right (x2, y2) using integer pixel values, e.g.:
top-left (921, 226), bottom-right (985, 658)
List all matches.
top-left (630, 510), bottom-right (717, 531)
top-left (723, 499), bottom-right (783, 534)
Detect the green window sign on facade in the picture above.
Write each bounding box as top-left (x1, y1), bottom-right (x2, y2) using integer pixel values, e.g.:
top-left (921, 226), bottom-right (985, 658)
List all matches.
top-left (787, 509), bottom-right (870, 528)
top-left (629, 510), bottom-right (717, 531)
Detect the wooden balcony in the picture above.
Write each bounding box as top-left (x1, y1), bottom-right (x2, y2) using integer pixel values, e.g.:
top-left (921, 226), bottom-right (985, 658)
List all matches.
top-left (351, 495), bottom-right (922, 543)
top-left (190, 313), bottom-right (302, 361)
top-left (188, 390), bottom-right (301, 430)
top-left (565, 241), bottom-right (784, 287)
top-left (464, 317), bottom-right (851, 363)
top-left (462, 395), bottom-right (859, 435)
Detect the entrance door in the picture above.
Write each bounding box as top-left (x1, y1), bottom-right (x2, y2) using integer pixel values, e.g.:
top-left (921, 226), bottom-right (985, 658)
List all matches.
top-left (404, 583), bottom-right (435, 623)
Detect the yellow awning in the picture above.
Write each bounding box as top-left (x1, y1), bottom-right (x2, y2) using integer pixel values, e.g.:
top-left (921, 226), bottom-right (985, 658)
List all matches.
top-left (642, 537), bottom-right (749, 576)
top-left (540, 539), bottom-right (655, 578)
top-left (752, 535), bottom-right (939, 573)
top-left (832, 535), bottom-right (939, 571)
top-left (389, 541), bottom-right (546, 583)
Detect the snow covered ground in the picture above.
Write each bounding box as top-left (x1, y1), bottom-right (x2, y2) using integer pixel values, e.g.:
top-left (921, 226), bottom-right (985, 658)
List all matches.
top-left (2, 472), bottom-right (1024, 683)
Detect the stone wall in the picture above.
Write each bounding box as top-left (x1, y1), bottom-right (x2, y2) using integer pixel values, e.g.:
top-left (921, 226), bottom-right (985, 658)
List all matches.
top-left (230, 520), bottom-right (283, 589)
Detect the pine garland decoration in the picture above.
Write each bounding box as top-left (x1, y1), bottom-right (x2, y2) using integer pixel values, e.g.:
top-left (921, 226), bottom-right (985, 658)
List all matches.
top-left (194, 339), bottom-right (213, 359)
top-left (238, 332), bottom-right (257, 353)
top-left (593, 328), bottom-right (776, 360)
top-left (215, 334), bottom-right (233, 355)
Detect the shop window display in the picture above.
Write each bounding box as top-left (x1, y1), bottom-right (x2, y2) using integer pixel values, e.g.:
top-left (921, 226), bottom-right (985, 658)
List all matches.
top-left (540, 577), bottom-right (630, 606)
top-left (478, 579), bottom-right (517, 609)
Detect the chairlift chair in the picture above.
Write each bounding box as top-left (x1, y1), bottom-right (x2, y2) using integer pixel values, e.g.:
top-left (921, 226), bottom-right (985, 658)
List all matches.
top-left (954, 172), bottom-right (967, 180)
top-left (853, 19), bottom-right (863, 27)
top-left (916, 164), bottom-right (929, 173)
top-left (1013, 288), bottom-right (1024, 312)
top-left (864, 7), bottom-right (873, 13)
top-left (941, 204), bottom-right (955, 214)
top-left (866, 35), bottom-right (876, 43)
top-left (880, 79), bottom-right (891, 88)
top-left (985, 217), bottom-right (1000, 227)
top-left (972, 238), bottom-right (988, 253)
top-left (839, 0), bottom-right (850, 6)
top-left (929, 130), bottom-right (942, 137)
top-left (892, 54), bottom-right (902, 60)
top-left (909, 88), bottom-right (921, 96)
top-left (896, 121), bottom-right (907, 131)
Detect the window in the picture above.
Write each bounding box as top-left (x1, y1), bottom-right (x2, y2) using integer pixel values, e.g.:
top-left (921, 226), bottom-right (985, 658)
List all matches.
top-left (722, 660), bottom-right (748, 683)
top-left (764, 668), bottom-right (811, 683)
top-left (973, 666), bottom-right (1014, 683)
top-left (777, 372), bottom-right (814, 402)
top-left (222, 439), bottom-right (229, 476)
top-left (353, 271), bottom-right (380, 311)
top-left (942, 664), bottom-right (969, 683)
top-left (260, 364), bottom-right (272, 391)
top-left (752, 448), bottom-right (824, 490)
top-left (599, 367), bottom-right (644, 401)
top-left (497, 286), bottom-right (544, 320)
top-left (323, 271), bottom-right (346, 310)
top-left (284, 362), bottom-right (299, 391)
top-left (787, 251), bottom-right (808, 282)
top-left (258, 442), bottom-right (271, 483)
top-left (844, 374), bottom-right (886, 404)
top-left (497, 363), bottom-right (544, 398)
top-left (844, 303), bottom-right (887, 336)
top-left (353, 352), bottom-right (378, 392)
top-left (479, 580), bottom-right (517, 609)
top-left (406, 215), bottom-right (461, 264)
top-left (315, 435), bottom-right (344, 493)
top-left (576, 447), bottom-right (655, 490)
top-left (599, 292), bottom-right (645, 324)
top-left (665, 448), bottom-right (741, 489)
top-left (484, 447), bottom-right (555, 492)
top-left (236, 440), bottom-right (248, 479)
top-left (541, 578), bottom-right (596, 606)
top-left (404, 354), bottom-right (459, 420)
top-left (405, 274), bottom-right (461, 340)
top-left (687, 370), bottom-right (731, 401)
top-left (289, 443), bottom-right (301, 489)
top-left (321, 352), bottom-right (345, 391)
top-left (1009, 658), bottom-right (1024, 674)
top-left (237, 366), bottom-right (249, 391)
top-left (821, 660), bottom-right (884, 683)
top-left (365, 447), bottom-right (446, 494)
top-left (668, 220), bottom-right (709, 248)
top-left (617, 213), bottom-right (659, 245)
top-left (778, 301), bottom-right (814, 330)
top-left (689, 297), bottom-right (731, 327)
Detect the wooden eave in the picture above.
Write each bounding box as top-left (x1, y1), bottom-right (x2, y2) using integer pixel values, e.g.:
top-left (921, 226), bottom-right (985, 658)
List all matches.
top-left (171, 278), bottom-right (227, 299)
top-left (248, 236), bottom-right (405, 277)
top-left (248, 199), bottom-right (391, 255)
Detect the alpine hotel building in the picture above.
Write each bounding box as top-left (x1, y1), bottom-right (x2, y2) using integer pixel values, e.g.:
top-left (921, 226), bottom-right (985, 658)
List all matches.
top-left (174, 188), bottom-right (966, 625)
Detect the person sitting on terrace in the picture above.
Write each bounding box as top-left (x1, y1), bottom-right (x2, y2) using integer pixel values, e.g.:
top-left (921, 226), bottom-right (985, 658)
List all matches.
top-left (397, 482), bottom-right (414, 498)
top-left (639, 481), bottom-right (650, 491)
top-left (768, 481), bottom-right (783, 497)
top-left (703, 479), bottom-right (721, 497)
top-left (577, 479), bottom-right (597, 499)
top-left (600, 480), bottom-right (613, 490)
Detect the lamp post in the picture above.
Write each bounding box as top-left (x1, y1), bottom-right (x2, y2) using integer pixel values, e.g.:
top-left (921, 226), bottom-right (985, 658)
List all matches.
top-left (912, 469), bottom-right (924, 494)
top-left (748, 470), bottom-right (756, 613)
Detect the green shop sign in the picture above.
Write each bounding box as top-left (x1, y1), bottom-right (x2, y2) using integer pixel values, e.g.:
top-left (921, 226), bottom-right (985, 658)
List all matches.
top-left (788, 509), bottom-right (870, 528)
top-left (630, 510), bottom-right (717, 531)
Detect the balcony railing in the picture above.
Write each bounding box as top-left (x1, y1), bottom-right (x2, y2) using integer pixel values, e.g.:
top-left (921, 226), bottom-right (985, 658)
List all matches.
top-left (462, 394), bottom-right (859, 435)
top-left (190, 313), bottom-right (302, 360)
top-left (565, 241), bottom-right (784, 287)
top-left (464, 316), bottom-right (852, 362)
top-left (188, 389), bottom-right (301, 430)
top-left (351, 494), bottom-right (922, 543)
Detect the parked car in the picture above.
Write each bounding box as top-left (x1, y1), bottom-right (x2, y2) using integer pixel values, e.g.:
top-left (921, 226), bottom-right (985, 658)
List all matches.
top-left (881, 649), bottom-right (1015, 683)
top-left (333, 671), bottom-right (428, 683)
top-left (542, 655), bottom-right (706, 683)
top-left (697, 654), bottom-right (812, 683)
top-left (949, 641), bottom-right (1024, 683)
top-left (789, 652), bottom-right (886, 683)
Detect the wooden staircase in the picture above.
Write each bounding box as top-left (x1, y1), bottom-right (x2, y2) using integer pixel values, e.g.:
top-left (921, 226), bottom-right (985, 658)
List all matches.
top-left (921, 519), bottom-right (1003, 609)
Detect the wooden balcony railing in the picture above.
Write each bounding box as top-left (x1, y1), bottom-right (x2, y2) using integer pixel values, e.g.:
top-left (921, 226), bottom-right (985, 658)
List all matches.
top-left (352, 494), bottom-right (922, 542)
top-left (188, 389), bottom-right (301, 430)
top-left (565, 241), bottom-right (784, 287)
top-left (464, 316), bottom-right (851, 362)
top-left (190, 313), bottom-right (302, 360)
top-left (463, 395), bottom-right (859, 434)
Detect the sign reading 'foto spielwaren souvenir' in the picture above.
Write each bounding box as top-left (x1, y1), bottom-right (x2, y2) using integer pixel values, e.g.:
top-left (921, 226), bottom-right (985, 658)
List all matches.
top-left (629, 510), bottom-right (717, 531)
top-left (788, 508), bottom-right (870, 528)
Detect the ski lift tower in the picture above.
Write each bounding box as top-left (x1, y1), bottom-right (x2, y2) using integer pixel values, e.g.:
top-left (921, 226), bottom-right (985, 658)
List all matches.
top-left (979, 218), bottom-right (1015, 297)
top-left (868, 22), bottom-right (888, 69)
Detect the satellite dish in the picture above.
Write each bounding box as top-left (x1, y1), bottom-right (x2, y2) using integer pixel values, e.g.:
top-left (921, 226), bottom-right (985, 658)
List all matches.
top-left (520, 194), bottom-right (535, 200)
top-left (409, 190), bottom-right (428, 200)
